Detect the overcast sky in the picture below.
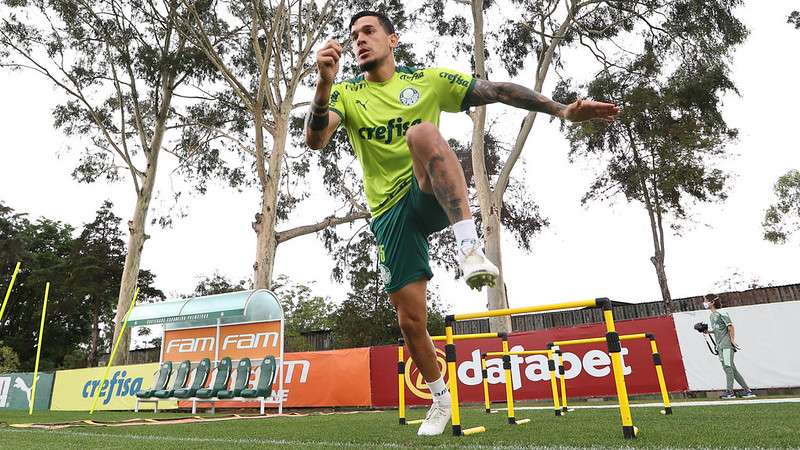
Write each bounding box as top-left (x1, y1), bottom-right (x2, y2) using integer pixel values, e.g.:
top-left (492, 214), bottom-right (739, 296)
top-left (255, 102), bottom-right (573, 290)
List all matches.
top-left (1, 1), bottom-right (797, 316)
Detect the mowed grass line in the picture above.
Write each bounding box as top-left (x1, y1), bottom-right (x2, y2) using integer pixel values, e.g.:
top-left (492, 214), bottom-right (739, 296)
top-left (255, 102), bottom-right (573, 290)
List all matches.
top-left (1, 403), bottom-right (798, 449)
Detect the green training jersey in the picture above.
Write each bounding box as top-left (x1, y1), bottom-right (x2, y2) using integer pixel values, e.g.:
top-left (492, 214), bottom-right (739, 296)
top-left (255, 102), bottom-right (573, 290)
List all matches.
top-left (328, 66), bottom-right (475, 218)
top-left (709, 310), bottom-right (733, 350)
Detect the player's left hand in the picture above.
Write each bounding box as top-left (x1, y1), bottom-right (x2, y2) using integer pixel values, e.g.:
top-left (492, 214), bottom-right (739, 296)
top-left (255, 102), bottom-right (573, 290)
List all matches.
top-left (562, 99), bottom-right (620, 123)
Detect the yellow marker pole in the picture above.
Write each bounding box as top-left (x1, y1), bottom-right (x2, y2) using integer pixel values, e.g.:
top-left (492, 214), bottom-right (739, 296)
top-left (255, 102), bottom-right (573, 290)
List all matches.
top-left (649, 336), bottom-right (672, 415)
top-left (547, 350), bottom-right (562, 416)
top-left (431, 332), bottom-right (502, 342)
top-left (398, 339), bottom-right (406, 425)
top-left (444, 321), bottom-right (462, 436)
top-left (601, 300), bottom-right (636, 439)
top-left (556, 349), bottom-right (568, 413)
top-left (480, 355), bottom-right (491, 413)
top-left (501, 338), bottom-right (516, 424)
top-left (28, 282), bottom-right (49, 415)
top-left (0, 262), bottom-right (21, 323)
top-left (90, 288), bottom-right (140, 414)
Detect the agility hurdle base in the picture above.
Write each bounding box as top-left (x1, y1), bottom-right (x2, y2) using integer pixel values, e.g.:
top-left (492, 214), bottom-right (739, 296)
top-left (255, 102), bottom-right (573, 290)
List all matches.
top-left (549, 332), bottom-right (672, 415)
top-left (397, 332), bottom-right (505, 426)
top-left (483, 348), bottom-right (560, 424)
top-left (445, 298), bottom-right (638, 439)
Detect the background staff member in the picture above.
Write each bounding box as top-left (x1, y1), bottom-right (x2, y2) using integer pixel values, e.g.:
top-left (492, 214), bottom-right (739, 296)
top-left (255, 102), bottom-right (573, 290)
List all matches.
top-left (703, 293), bottom-right (756, 400)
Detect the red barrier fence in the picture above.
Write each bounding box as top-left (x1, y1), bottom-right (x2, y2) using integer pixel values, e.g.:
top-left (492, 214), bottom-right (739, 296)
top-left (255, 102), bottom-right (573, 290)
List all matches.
top-left (370, 316), bottom-right (688, 407)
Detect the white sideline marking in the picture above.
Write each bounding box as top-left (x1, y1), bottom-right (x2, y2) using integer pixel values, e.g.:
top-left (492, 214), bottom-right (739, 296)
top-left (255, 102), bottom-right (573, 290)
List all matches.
top-left (0, 428), bottom-right (591, 450)
top-left (507, 397), bottom-right (800, 411)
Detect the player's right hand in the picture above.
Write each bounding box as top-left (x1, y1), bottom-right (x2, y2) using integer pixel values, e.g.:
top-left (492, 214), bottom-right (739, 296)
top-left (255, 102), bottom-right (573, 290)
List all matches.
top-left (316, 39), bottom-right (342, 83)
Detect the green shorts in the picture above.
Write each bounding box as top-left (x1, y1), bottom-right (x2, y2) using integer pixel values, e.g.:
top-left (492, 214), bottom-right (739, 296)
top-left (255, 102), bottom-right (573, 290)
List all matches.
top-left (371, 176), bottom-right (450, 293)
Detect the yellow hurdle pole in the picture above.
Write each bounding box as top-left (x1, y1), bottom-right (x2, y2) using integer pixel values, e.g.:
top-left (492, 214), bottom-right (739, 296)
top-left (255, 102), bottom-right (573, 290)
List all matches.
top-left (453, 299), bottom-right (597, 321)
top-left (647, 334), bottom-right (672, 415)
top-left (546, 350), bottom-right (562, 416)
top-left (554, 346), bottom-right (568, 413)
top-left (486, 350), bottom-right (551, 357)
top-left (553, 333), bottom-right (648, 347)
top-left (431, 332), bottom-right (501, 342)
top-left (0, 262), bottom-right (21, 324)
top-left (444, 320), bottom-right (463, 436)
top-left (28, 282), bottom-right (49, 415)
top-left (480, 354), bottom-right (491, 413)
top-left (398, 338), bottom-right (407, 425)
top-left (599, 299), bottom-right (636, 439)
top-left (501, 336), bottom-right (516, 424)
top-left (90, 287), bottom-right (140, 414)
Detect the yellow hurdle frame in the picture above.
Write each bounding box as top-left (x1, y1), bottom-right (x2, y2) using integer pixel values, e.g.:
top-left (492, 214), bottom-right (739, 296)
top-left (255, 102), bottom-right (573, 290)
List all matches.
top-left (483, 349), bottom-right (560, 424)
top-left (445, 298), bottom-right (637, 439)
top-left (397, 332), bottom-right (503, 427)
top-left (549, 332), bottom-right (672, 415)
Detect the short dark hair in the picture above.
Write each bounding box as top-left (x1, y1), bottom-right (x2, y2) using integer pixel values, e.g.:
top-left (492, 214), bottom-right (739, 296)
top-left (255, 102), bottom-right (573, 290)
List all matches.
top-left (703, 293), bottom-right (722, 308)
top-left (349, 10), bottom-right (395, 34)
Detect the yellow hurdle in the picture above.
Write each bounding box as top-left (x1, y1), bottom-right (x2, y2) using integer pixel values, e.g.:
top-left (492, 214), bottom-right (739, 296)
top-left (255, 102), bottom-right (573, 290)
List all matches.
top-left (551, 332), bottom-right (672, 416)
top-left (485, 349), bottom-right (561, 421)
top-left (397, 332), bottom-right (502, 428)
top-left (445, 297), bottom-right (637, 439)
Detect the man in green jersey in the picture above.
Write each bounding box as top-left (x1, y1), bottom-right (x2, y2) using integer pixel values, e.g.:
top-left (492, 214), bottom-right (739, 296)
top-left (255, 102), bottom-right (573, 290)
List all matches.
top-left (703, 293), bottom-right (756, 399)
top-left (305, 11), bottom-right (619, 435)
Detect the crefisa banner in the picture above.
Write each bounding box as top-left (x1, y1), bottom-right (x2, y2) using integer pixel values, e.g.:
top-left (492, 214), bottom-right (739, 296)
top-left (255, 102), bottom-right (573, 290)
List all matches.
top-left (371, 316), bottom-right (689, 407)
top-left (50, 363), bottom-right (178, 411)
top-left (0, 372), bottom-right (54, 411)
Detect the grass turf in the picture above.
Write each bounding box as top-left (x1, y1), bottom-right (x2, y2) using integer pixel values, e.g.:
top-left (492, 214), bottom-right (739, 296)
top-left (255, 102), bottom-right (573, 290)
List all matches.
top-left (0, 402), bottom-right (798, 449)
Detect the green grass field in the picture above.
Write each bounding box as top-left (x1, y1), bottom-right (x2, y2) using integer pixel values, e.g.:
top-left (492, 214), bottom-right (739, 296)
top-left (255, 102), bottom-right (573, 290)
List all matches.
top-left (1, 401), bottom-right (798, 449)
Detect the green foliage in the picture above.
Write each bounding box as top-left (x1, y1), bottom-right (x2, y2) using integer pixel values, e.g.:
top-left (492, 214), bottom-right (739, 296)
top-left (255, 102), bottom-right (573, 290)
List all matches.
top-left (0, 201), bottom-right (163, 370)
top-left (789, 11), bottom-right (800, 29)
top-left (762, 170), bottom-right (800, 244)
top-left (0, 341), bottom-right (20, 373)
top-left (192, 273), bottom-right (250, 297)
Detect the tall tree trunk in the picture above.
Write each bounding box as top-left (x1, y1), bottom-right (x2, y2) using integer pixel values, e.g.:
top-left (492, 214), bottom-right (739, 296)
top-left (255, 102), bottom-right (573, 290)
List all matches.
top-left (87, 303), bottom-right (99, 367)
top-left (626, 127), bottom-right (673, 313)
top-left (111, 71), bottom-right (175, 365)
top-left (253, 116), bottom-right (287, 289)
top-left (468, 0), bottom-right (511, 332)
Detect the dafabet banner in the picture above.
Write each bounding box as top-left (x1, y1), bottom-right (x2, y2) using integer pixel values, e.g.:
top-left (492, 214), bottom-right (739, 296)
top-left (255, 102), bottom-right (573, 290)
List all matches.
top-left (50, 363), bottom-right (177, 411)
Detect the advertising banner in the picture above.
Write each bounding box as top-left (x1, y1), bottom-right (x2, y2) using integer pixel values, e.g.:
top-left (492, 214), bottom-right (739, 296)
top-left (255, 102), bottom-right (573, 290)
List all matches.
top-left (162, 320), bottom-right (281, 363)
top-left (0, 372), bottom-right (54, 411)
top-left (184, 347), bottom-right (372, 409)
top-left (673, 301), bottom-right (800, 391)
top-left (370, 316), bottom-right (688, 407)
top-left (50, 363), bottom-right (178, 411)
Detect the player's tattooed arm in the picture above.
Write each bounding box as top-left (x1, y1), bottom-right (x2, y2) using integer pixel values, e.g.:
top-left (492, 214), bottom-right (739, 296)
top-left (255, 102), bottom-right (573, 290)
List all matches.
top-left (464, 79), bottom-right (566, 118)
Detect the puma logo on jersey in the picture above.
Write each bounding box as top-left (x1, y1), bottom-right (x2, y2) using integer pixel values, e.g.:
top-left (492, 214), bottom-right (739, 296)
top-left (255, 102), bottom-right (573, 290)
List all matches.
top-left (356, 100), bottom-right (368, 110)
top-left (358, 117), bottom-right (423, 144)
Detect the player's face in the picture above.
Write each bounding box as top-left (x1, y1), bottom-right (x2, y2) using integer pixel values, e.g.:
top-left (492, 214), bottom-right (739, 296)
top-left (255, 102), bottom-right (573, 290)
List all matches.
top-left (350, 16), bottom-right (397, 72)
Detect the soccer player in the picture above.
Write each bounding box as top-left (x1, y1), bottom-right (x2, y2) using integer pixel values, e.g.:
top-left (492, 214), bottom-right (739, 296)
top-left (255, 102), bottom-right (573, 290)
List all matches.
top-left (703, 293), bottom-right (756, 399)
top-left (305, 11), bottom-right (619, 435)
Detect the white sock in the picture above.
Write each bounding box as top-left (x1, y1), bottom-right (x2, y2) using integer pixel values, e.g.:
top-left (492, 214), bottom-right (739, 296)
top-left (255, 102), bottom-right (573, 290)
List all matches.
top-left (427, 376), bottom-right (451, 405)
top-left (452, 219), bottom-right (479, 249)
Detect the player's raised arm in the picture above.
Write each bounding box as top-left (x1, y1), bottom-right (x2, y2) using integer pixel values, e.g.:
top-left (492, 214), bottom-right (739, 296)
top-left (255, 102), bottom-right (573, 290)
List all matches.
top-left (306, 39), bottom-right (343, 150)
top-left (463, 79), bottom-right (620, 122)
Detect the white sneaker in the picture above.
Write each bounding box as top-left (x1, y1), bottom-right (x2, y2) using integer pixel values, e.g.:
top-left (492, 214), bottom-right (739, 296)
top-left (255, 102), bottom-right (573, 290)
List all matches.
top-left (417, 401), bottom-right (451, 436)
top-left (458, 240), bottom-right (499, 290)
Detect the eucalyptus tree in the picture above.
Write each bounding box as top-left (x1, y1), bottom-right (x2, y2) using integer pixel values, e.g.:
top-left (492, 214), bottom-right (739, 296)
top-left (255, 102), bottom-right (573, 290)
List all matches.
top-left (419, 0), bottom-right (747, 325)
top-left (1, 0), bottom-right (214, 363)
top-left (171, 0), bottom-right (424, 290)
top-left (763, 170), bottom-right (800, 245)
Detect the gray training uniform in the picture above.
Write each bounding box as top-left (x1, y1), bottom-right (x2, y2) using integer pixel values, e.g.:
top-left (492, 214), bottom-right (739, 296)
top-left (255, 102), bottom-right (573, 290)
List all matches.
top-left (709, 310), bottom-right (750, 392)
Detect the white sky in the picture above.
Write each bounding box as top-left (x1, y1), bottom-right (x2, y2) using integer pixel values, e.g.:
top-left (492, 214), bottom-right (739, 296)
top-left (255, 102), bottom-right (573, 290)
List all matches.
top-left (0, 1), bottom-right (797, 316)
